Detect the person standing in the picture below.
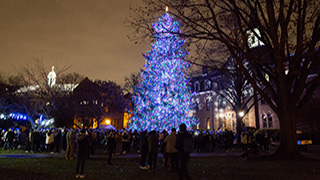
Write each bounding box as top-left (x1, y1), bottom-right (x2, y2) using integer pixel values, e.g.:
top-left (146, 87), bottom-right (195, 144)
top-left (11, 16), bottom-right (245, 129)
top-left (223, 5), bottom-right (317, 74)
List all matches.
top-left (66, 129), bottom-right (76, 160)
top-left (115, 131), bottom-right (122, 155)
top-left (262, 132), bottom-right (269, 153)
top-left (122, 130), bottom-right (129, 154)
top-left (61, 128), bottom-right (68, 154)
top-left (139, 130), bottom-right (148, 169)
top-left (54, 129), bottom-right (62, 153)
top-left (32, 129), bottom-right (40, 152)
top-left (159, 130), bottom-right (167, 167)
top-left (240, 132), bottom-right (248, 160)
top-left (148, 130), bottom-right (158, 171)
top-left (164, 128), bottom-right (178, 172)
top-left (25, 129), bottom-right (32, 152)
top-left (76, 129), bottom-right (89, 179)
top-left (175, 123), bottom-right (192, 180)
top-left (6, 128), bottom-right (15, 150)
top-left (106, 130), bottom-right (116, 165)
top-left (46, 129), bottom-right (54, 154)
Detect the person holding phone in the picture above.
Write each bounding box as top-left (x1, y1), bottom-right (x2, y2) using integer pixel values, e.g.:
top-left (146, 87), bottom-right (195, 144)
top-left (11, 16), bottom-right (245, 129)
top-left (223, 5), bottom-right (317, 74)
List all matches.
top-left (76, 129), bottom-right (89, 179)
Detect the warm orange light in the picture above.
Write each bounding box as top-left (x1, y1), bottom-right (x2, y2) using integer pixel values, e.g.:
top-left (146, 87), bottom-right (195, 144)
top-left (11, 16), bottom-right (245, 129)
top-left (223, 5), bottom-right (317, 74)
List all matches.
top-left (123, 112), bottom-right (131, 128)
top-left (106, 119), bottom-right (111, 125)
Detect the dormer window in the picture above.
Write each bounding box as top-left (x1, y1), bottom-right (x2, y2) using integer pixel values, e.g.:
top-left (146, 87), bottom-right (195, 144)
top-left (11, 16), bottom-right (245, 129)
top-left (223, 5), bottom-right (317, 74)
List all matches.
top-left (247, 28), bottom-right (264, 48)
top-left (204, 79), bottom-right (211, 90)
top-left (212, 82), bottom-right (218, 89)
top-left (194, 81), bottom-right (200, 92)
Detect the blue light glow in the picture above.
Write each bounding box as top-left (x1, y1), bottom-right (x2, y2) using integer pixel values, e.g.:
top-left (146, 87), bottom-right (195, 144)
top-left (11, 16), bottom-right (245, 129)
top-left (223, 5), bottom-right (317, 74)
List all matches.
top-left (129, 13), bottom-right (196, 131)
top-left (8, 113), bottom-right (28, 121)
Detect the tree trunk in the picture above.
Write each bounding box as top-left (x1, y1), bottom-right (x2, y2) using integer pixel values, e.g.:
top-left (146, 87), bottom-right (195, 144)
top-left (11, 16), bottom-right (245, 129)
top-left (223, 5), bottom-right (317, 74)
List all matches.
top-left (254, 90), bottom-right (260, 129)
top-left (275, 110), bottom-right (303, 159)
top-left (236, 115), bottom-right (242, 144)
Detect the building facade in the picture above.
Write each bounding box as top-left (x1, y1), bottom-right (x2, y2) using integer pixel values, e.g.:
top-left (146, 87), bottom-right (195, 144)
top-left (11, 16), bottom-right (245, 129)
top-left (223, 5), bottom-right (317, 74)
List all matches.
top-left (190, 68), bottom-right (279, 132)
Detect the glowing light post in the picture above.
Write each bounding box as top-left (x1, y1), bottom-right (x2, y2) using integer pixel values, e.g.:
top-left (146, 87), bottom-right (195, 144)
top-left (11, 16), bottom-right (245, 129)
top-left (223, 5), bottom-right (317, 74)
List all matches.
top-left (130, 10), bottom-right (195, 131)
top-left (238, 111), bottom-right (244, 118)
top-left (0, 113), bottom-right (6, 120)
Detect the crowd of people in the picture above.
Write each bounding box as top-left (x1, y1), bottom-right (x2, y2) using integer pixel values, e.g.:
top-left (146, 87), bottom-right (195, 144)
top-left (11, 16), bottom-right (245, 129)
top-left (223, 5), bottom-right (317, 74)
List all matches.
top-left (0, 125), bottom-right (271, 179)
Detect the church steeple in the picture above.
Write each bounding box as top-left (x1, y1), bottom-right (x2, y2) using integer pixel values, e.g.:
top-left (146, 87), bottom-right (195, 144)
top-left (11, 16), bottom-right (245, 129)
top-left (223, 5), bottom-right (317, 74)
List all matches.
top-left (47, 66), bottom-right (56, 87)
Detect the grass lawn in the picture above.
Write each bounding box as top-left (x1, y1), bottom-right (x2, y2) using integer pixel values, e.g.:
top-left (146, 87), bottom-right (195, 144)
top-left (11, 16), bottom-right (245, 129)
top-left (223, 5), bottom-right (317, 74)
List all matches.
top-left (1, 155), bottom-right (320, 180)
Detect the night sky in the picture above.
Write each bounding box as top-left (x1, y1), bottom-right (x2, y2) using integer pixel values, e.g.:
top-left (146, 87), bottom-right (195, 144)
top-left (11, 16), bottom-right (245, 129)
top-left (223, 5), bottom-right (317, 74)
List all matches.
top-left (0, 0), bottom-right (149, 85)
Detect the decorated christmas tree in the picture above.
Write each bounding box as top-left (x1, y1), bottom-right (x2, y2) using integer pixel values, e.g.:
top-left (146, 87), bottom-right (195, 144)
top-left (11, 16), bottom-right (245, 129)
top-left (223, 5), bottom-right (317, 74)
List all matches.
top-left (129, 12), bottom-right (195, 131)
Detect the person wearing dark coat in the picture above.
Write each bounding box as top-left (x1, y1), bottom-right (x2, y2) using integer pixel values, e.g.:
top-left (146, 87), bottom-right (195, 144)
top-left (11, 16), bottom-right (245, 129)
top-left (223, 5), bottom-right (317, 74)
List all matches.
top-left (175, 124), bottom-right (192, 180)
top-left (6, 128), bottom-right (15, 150)
top-left (139, 130), bottom-right (148, 169)
top-left (32, 130), bottom-right (40, 152)
top-left (66, 129), bottom-right (76, 159)
top-left (75, 129), bottom-right (89, 179)
top-left (106, 130), bottom-right (116, 165)
top-left (54, 129), bottom-right (62, 153)
top-left (25, 129), bottom-right (32, 152)
top-left (62, 128), bottom-right (68, 153)
top-left (148, 130), bottom-right (158, 171)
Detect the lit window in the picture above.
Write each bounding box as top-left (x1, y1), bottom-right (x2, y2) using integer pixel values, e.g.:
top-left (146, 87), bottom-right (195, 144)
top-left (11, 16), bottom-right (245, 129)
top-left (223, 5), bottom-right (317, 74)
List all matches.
top-left (204, 80), bottom-right (211, 90)
top-left (262, 113), bottom-right (267, 128)
top-left (218, 97), bottom-right (226, 108)
top-left (213, 82), bottom-right (218, 89)
top-left (194, 81), bottom-right (200, 92)
top-left (267, 112), bottom-right (273, 128)
top-left (265, 74), bottom-right (269, 82)
top-left (247, 28), bottom-right (264, 48)
top-left (206, 99), bottom-right (210, 111)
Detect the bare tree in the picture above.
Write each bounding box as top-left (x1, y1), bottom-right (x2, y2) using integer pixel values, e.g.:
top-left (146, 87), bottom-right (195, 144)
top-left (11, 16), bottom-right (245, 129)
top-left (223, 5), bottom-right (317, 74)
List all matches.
top-left (213, 58), bottom-right (259, 143)
top-left (72, 78), bottom-right (127, 129)
top-left (123, 72), bottom-right (141, 94)
top-left (9, 58), bottom-right (82, 126)
top-left (128, 0), bottom-right (320, 159)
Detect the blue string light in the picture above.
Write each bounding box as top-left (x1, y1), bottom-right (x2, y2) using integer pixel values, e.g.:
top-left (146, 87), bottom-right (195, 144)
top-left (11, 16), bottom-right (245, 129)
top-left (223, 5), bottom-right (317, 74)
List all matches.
top-left (7, 113), bottom-right (28, 121)
top-left (129, 13), bottom-right (196, 131)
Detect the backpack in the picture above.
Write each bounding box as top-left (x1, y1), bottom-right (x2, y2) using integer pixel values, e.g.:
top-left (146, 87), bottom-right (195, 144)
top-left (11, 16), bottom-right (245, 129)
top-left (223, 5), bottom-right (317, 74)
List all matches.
top-left (183, 134), bottom-right (194, 153)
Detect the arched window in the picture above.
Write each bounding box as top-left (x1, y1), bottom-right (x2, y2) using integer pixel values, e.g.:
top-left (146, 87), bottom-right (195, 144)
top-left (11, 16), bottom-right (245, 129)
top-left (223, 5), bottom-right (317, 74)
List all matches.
top-left (204, 79), bottom-right (211, 90)
top-left (195, 100), bottom-right (199, 111)
top-left (207, 117), bottom-right (210, 129)
top-left (194, 81), bottom-right (200, 92)
top-left (218, 96), bottom-right (225, 108)
top-left (206, 99), bottom-right (210, 111)
top-left (262, 113), bottom-right (267, 128)
top-left (267, 112), bottom-right (273, 128)
top-left (212, 82), bottom-right (218, 89)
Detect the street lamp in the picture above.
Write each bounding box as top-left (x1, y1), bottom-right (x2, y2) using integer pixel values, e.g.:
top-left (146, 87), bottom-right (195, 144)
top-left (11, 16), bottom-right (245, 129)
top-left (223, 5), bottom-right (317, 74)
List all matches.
top-left (239, 111), bottom-right (244, 117)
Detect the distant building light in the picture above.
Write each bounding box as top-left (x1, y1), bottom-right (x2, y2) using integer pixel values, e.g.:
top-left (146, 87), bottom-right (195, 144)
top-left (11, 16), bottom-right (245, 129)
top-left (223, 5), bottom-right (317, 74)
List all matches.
top-left (239, 111), bottom-right (244, 117)
top-left (265, 74), bottom-right (270, 82)
top-left (285, 69), bottom-right (289, 75)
